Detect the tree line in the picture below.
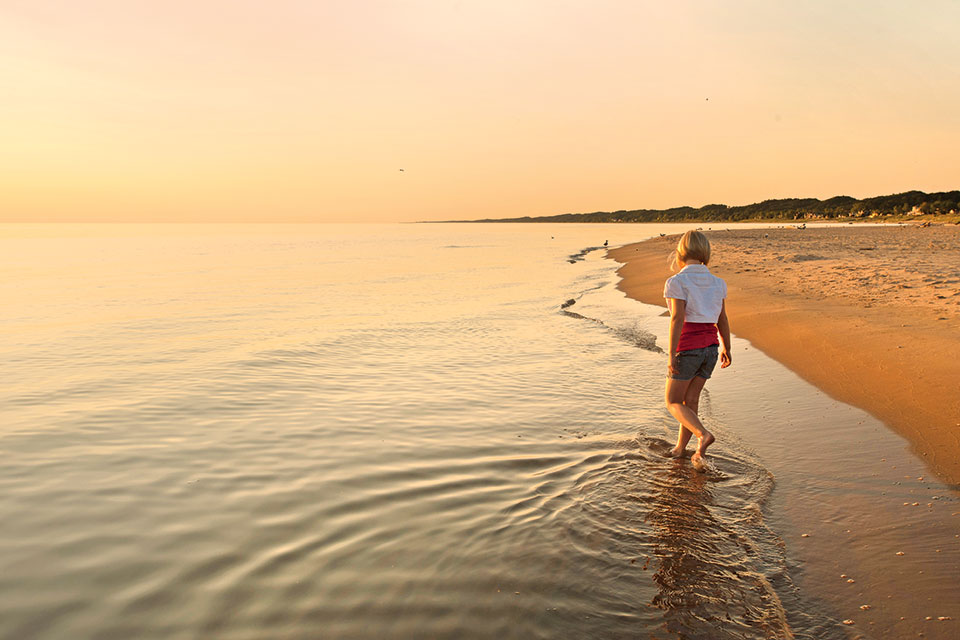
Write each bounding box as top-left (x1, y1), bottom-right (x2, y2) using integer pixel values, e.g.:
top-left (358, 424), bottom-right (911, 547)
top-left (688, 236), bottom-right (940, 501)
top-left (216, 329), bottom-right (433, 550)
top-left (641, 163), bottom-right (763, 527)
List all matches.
top-left (459, 190), bottom-right (960, 223)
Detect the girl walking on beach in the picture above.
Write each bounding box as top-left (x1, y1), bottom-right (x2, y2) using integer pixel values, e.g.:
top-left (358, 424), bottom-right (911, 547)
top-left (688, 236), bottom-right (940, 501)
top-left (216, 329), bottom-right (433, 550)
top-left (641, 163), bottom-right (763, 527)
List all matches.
top-left (663, 231), bottom-right (732, 471)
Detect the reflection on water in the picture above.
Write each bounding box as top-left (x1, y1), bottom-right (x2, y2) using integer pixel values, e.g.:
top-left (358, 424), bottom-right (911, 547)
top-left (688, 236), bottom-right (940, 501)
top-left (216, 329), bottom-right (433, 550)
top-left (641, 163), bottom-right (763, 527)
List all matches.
top-left (0, 223), bottom-right (903, 639)
top-left (646, 450), bottom-right (791, 639)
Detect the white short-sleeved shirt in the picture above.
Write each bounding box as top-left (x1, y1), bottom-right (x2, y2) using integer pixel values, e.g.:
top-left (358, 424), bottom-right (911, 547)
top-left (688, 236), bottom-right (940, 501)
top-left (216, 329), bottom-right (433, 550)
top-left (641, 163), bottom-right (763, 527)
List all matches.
top-left (663, 264), bottom-right (727, 323)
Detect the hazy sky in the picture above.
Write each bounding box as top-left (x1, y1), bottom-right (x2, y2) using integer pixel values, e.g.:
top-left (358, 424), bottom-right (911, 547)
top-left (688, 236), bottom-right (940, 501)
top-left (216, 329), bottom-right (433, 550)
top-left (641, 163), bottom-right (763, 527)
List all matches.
top-left (2, 1), bottom-right (958, 222)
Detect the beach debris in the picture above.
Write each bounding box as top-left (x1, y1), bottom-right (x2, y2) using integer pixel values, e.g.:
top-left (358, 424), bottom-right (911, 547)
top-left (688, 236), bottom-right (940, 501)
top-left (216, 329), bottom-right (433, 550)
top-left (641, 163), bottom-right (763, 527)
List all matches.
top-left (847, 579), bottom-right (856, 583)
top-left (896, 551), bottom-right (905, 556)
top-left (841, 574), bottom-right (848, 578)
top-left (842, 619), bottom-right (854, 625)
top-left (926, 616), bottom-right (933, 620)
top-left (801, 533), bottom-right (810, 537)
top-left (912, 502), bottom-right (920, 506)
top-left (938, 616), bottom-right (952, 621)
top-left (860, 604), bottom-right (871, 610)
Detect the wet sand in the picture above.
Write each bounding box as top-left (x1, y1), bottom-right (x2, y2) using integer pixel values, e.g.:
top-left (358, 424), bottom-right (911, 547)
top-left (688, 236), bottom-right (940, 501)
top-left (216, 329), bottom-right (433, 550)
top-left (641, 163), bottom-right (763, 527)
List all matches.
top-left (608, 223), bottom-right (960, 486)
top-left (609, 223), bottom-right (960, 638)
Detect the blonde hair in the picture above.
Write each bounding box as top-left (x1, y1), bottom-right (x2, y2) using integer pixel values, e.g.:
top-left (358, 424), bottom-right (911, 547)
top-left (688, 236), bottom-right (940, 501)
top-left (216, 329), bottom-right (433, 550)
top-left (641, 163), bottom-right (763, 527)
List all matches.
top-left (670, 230), bottom-right (711, 271)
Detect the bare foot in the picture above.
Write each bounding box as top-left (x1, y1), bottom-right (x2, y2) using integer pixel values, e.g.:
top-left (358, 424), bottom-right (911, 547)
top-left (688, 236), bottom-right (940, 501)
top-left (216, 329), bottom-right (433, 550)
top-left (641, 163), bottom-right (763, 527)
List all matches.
top-left (664, 446), bottom-right (686, 458)
top-left (690, 452), bottom-right (709, 472)
top-left (691, 432), bottom-right (715, 472)
top-left (697, 431), bottom-right (715, 457)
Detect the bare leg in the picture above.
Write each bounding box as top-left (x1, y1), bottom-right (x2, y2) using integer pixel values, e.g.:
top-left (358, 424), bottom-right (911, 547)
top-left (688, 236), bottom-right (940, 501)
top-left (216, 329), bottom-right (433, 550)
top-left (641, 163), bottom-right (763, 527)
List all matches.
top-left (662, 376), bottom-right (691, 458)
top-left (664, 377), bottom-right (715, 471)
top-left (668, 376), bottom-right (707, 458)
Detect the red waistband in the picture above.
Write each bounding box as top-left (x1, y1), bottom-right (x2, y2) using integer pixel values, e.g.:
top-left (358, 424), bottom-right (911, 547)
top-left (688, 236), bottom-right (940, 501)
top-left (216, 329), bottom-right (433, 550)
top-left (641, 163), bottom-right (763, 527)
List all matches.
top-left (677, 322), bottom-right (719, 352)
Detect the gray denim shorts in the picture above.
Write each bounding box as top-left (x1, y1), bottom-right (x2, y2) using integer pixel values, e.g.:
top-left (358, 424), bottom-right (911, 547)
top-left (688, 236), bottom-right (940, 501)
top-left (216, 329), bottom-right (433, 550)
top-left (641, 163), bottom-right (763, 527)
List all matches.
top-left (669, 344), bottom-right (719, 381)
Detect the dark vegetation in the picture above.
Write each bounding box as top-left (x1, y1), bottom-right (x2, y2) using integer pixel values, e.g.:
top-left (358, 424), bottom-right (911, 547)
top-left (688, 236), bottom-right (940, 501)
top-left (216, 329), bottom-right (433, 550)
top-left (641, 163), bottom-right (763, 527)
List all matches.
top-left (454, 190), bottom-right (960, 223)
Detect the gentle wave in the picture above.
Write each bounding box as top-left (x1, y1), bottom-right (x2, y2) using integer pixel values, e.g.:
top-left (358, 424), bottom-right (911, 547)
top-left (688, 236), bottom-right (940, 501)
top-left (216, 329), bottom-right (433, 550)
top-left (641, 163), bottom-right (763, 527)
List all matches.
top-left (0, 224), bottom-right (848, 639)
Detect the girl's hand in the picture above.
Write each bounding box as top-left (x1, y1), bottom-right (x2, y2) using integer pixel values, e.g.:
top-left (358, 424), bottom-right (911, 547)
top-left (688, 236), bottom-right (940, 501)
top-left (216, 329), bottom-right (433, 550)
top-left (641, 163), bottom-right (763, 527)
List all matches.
top-left (720, 348), bottom-right (732, 368)
top-left (668, 354), bottom-right (679, 376)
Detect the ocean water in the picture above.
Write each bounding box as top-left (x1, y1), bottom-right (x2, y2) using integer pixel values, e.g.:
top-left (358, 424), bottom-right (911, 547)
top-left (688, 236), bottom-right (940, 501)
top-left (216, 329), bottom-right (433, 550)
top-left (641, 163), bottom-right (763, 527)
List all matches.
top-left (1, 223), bottom-right (957, 640)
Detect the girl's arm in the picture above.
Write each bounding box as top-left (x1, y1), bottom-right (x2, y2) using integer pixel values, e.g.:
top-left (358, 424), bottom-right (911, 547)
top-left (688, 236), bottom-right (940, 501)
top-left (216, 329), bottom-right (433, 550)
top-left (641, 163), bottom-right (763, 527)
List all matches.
top-left (716, 300), bottom-right (732, 368)
top-left (667, 297), bottom-right (686, 375)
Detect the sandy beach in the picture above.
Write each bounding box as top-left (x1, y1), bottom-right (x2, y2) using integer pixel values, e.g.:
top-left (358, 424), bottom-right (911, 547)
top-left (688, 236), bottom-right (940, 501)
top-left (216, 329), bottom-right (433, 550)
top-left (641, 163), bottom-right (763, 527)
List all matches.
top-left (609, 223), bottom-right (960, 486)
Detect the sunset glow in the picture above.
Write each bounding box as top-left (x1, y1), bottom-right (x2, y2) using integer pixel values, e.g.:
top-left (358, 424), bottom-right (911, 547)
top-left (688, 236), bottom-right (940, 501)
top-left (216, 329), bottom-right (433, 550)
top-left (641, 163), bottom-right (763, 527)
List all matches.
top-left (2, 0), bottom-right (958, 222)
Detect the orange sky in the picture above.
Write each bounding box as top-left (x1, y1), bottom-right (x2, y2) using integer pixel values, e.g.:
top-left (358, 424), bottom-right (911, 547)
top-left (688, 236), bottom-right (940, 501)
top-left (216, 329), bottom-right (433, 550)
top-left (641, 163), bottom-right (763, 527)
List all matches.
top-left (1, 1), bottom-right (958, 222)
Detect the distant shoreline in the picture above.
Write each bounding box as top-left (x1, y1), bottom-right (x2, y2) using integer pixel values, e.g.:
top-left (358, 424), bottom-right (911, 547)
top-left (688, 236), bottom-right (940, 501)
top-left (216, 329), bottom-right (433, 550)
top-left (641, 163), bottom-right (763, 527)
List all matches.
top-left (426, 189), bottom-right (960, 224)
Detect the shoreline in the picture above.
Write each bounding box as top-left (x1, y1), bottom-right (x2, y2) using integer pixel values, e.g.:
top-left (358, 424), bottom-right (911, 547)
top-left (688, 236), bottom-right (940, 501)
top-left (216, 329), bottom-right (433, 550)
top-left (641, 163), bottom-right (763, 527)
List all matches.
top-left (608, 224), bottom-right (960, 486)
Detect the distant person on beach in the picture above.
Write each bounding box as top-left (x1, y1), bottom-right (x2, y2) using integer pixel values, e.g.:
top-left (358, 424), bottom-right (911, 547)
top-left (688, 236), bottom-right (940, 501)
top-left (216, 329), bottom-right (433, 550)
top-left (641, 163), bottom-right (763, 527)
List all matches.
top-left (663, 231), bottom-right (732, 471)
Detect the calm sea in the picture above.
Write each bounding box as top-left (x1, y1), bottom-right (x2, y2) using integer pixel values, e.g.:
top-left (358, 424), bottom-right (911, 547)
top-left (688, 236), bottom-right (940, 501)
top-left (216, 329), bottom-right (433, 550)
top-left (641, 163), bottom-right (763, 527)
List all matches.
top-left (2, 223), bottom-right (957, 640)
